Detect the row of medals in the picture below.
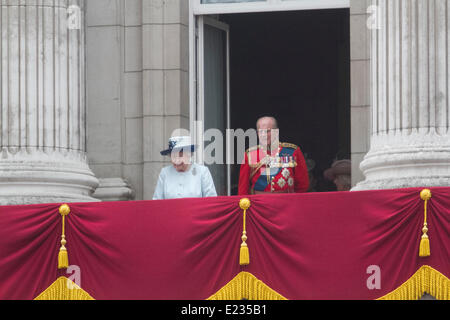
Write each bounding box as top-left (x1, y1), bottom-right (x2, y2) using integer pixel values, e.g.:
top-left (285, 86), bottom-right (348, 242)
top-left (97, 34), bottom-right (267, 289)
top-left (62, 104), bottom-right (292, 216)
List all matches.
top-left (265, 155), bottom-right (296, 169)
top-left (264, 155), bottom-right (296, 189)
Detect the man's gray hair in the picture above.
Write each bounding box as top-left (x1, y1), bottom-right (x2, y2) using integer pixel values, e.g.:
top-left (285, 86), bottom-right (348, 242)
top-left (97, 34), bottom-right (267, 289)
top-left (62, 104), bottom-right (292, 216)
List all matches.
top-left (256, 116), bottom-right (279, 129)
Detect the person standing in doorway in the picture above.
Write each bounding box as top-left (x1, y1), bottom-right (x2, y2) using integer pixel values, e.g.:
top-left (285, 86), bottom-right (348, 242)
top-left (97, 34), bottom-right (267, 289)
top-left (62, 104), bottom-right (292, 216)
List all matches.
top-left (324, 159), bottom-right (352, 191)
top-left (238, 116), bottom-right (309, 195)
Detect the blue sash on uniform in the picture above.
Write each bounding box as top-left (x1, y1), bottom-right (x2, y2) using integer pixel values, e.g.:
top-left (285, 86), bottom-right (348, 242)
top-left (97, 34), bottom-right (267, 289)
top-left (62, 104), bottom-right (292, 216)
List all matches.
top-left (254, 168), bottom-right (281, 192)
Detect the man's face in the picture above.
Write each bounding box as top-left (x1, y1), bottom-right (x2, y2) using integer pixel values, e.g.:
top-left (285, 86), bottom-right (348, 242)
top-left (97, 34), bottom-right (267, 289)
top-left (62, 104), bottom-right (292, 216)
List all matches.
top-left (257, 118), bottom-right (279, 148)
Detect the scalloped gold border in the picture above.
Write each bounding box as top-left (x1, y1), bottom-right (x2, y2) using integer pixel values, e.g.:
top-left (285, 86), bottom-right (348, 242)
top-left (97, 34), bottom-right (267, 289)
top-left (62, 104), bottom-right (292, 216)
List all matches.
top-left (34, 277), bottom-right (95, 300)
top-left (33, 266), bottom-right (448, 300)
top-left (208, 272), bottom-right (287, 300)
top-left (378, 265), bottom-right (450, 300)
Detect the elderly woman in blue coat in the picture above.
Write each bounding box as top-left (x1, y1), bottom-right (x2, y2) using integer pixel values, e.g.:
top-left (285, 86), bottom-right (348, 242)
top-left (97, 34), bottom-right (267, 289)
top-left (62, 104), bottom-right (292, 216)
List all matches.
top-left (153, 136), bottom-right (217, 200)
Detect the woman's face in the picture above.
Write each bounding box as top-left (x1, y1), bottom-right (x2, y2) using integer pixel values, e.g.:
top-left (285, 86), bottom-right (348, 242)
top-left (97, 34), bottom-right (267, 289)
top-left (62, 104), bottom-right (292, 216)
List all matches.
top-left (171, 150), bottom-right (192, 172)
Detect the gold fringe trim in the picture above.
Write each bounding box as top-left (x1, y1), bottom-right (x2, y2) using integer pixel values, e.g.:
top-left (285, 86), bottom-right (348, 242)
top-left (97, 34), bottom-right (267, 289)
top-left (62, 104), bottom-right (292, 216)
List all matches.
top-left (378, 266), bottom-right (450, 300)
top-left (208, 272), bottom-right (287, 300)
top-left (34, 277), bottom-right (95, 300)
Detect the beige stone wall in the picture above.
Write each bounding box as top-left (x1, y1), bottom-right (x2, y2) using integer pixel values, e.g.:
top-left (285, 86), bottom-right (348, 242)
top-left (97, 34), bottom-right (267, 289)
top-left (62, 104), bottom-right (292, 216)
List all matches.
top-left (86, 0), bottom-right (189, 200)
top-left (86, 0), bottom-right (143, 200)
top-left (141, 0), bottom-right (190, 199)
top-left (350, 0), bottom-right (371, 187)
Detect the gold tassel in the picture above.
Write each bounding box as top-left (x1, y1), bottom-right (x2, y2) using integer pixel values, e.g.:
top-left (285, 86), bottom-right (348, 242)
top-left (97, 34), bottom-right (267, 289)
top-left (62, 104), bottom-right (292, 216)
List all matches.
top-left (58, 245), bottom-right (69, 269)
top-left (58, 204), bottom-right (71, 269)
top-left (239, 198), bottom-right (251, 266)
top-left (240, 235), bottom-right (250, 266)
top-left (419, 189), bottom-right (431, 258)
top-left (419, 234), bottom-right (430, 258)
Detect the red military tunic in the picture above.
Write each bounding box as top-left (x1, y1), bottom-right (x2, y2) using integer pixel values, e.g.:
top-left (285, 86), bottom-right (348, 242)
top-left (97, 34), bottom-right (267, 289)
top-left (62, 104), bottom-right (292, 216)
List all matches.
top-left (238, 143), bottom-right (309, 195)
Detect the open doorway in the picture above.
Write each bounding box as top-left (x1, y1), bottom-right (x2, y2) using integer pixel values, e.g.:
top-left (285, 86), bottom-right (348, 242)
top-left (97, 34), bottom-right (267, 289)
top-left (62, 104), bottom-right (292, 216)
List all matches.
top-left (213, 9), bottom-right (351, 194)
top-left (195, 9), bottom-right (351, 195)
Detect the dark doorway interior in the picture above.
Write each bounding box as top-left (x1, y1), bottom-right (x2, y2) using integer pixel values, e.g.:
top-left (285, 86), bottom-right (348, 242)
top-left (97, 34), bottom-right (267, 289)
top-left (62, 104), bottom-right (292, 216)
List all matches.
top-left (219, 9), bottom-right (350, 194)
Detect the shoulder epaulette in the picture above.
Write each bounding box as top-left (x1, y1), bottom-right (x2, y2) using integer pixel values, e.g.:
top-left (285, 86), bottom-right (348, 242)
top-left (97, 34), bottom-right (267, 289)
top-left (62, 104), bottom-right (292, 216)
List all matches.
top-left (280, 142), bottom-right (298, 150)
top-left (246, 145), bottom-right (261, 154)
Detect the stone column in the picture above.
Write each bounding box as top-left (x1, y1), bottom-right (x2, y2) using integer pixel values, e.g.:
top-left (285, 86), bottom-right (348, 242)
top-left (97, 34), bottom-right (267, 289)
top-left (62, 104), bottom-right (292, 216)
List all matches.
top-left (0, 0), bottom-right (99, 204)
top-left (355, 0), bottom-right (450, 190)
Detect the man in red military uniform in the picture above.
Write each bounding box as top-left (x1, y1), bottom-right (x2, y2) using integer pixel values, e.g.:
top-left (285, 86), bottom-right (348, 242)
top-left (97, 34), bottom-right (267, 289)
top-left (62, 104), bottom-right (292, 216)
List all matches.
top-left (238, 117), bottom-right (309, 195)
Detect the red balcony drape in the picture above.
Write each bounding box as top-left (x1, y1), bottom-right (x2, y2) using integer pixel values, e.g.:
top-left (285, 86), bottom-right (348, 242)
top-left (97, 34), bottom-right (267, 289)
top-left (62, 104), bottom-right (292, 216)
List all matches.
top-left (0, 187), bottom-right (448, 300)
